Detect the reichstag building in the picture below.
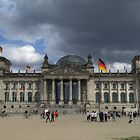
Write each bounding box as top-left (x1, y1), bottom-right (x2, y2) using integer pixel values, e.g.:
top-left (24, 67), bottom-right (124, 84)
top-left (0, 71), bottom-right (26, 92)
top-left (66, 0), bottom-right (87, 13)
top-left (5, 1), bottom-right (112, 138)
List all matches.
top-left (0, 53), bottom-right (140, 113)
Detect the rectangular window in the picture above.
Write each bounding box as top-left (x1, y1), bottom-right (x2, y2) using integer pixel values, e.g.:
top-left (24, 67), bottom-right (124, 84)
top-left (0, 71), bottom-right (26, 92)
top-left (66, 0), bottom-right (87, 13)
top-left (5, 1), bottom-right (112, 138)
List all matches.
top-left (4, 82), bottom-right (9, 90)
top-left (20, 82), bottom-right (25, 90)
top-left (35, 81), bottom-right (40, 90)
top-left (112, 83), bottom-right (117, 89)
top-left (28, 82), bottom-right (33, 90)
top-left (104, 83), bottom-right (108, 89)
top-left (12, 82), bottom-right (17, 90)
top-left (121, 83), bottom-right (125, 89)
top-left (129, 83), bottom-right (133, 90)
top-left (20, 92), bottom-right (25, 102)
top-left (12, 92), bottom-right (17, 102)
top-left (95, 83), bottom-right (99, 89)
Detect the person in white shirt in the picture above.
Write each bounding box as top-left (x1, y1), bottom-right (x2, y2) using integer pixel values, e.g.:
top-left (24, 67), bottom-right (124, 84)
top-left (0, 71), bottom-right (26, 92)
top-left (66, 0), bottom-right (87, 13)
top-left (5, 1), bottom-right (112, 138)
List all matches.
top-left (86, 111), bottom-right (91, 121)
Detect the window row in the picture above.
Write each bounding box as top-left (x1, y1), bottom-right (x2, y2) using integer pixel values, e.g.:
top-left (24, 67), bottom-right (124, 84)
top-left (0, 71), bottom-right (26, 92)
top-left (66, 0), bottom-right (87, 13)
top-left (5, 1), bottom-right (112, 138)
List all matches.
top-left (95, 82), bottom-right (133, 90)
top-left (4, 81), bottom-right (40, 90)
top-left (4, 92), bottom-right (40, 102)
top-left (95, 92), bottom-right (134, 103)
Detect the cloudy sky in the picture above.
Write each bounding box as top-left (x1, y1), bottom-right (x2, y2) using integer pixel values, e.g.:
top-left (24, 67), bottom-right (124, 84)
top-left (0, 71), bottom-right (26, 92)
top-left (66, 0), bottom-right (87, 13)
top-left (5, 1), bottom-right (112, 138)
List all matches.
top-left (0, 0), bottom-right (140, 72)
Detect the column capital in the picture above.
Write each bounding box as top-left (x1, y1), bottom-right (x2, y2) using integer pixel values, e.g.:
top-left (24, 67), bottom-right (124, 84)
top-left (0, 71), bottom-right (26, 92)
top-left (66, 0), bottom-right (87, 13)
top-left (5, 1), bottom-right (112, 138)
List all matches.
top-left (69, 78), bottom-right (73, 81)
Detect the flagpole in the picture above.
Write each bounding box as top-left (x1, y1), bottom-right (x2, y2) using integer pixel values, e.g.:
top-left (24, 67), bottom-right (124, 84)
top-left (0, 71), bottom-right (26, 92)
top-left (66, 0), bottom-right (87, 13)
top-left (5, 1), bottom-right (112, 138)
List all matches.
top-left (98, 58), bottom-right (101, 113)
top-left (98, 58), bottom-right (108, 113)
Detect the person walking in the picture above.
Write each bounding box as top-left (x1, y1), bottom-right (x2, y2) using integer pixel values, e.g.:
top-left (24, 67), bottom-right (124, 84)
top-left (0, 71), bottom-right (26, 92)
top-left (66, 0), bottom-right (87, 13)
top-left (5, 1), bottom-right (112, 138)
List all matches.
top-left (133, 111), bottom-right (137, 122)
top-left (46, 110), bottom-right (51, 123)
top-left (51, 111), bottom-right (55, 122)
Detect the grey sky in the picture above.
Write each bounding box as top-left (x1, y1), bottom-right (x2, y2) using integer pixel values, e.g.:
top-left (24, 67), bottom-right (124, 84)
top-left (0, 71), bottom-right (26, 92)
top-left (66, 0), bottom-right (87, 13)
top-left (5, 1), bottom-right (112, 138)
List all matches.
top-left (0, 0), bottom-right (140, 71)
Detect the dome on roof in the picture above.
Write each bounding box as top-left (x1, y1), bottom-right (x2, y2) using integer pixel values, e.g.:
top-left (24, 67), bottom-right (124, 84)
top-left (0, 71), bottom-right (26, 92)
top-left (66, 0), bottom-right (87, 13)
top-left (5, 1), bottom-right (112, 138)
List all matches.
top-left (57, 55), bottom-right (86, 66)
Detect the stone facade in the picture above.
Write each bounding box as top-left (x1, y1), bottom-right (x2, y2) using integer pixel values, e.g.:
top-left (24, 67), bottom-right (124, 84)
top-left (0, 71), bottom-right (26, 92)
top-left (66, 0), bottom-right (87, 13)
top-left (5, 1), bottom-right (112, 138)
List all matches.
top-left (0, 54), bottom-right (140, 113)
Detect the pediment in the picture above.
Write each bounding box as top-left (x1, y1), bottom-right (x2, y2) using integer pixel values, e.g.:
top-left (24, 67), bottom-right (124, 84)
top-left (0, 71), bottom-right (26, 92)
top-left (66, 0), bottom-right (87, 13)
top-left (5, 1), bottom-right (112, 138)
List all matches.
top-left (45, 66), bottom-right (90, 76)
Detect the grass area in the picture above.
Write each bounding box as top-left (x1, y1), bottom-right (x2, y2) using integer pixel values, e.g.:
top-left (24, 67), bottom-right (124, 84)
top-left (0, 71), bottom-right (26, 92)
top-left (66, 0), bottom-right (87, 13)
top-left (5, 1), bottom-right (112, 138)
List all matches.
top-left (117, 137), bottom-right (140, 140)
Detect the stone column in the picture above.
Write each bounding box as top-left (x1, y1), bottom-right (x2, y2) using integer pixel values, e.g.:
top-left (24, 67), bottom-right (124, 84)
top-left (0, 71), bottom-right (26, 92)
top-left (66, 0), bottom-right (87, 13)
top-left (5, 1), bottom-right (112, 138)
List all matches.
top-left (68, 79), bottom-right (73, 105)
top-left (126, 82), bottom-right (129, 103)
top-left (9, 82), bottom-right (12, 102)
top-left (32, 82), bottom-right (35, 102)
top-left (24, 82), bottom-right (28, 102)
top-left (17, 82), bottom-right (19, 102)
top-left (109, 81), bottom-right (112, 103)
top-left (100, 82), bottom-right (104, 102)
top-left (44, 80), bottom-right (47, 101)
top-left (118, 82), bottom-right (121, 102)
top-left (135, 79), bottom-right (139, 105)
top-left (77, 79), bottom-right (81, 105)
top-left (50, 79), bottom-right (55, 105)
top-left (59, 79), bottom-right (64, 105)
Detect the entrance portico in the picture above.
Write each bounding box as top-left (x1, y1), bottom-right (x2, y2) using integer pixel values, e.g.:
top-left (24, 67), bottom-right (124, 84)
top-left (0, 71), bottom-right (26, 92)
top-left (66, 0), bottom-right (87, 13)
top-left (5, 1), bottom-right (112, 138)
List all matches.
top-left (43, 78), bottom-right (87, 106)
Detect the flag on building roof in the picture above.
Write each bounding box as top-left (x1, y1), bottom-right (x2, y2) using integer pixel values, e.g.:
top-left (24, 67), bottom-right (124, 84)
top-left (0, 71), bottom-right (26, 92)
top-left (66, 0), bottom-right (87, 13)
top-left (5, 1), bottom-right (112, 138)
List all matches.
top-left (0, 46), bottom-right (3, 56)
top-left (98, 58), bottom-right (108, 72)
top-left (0, 46), bottom-right (3, 52)
top-left (25, 65), bottom-right (31, 71)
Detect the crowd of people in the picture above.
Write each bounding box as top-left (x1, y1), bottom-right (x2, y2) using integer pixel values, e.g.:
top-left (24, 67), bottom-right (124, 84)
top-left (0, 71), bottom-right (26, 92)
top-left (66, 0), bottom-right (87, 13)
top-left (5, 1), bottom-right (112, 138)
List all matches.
top-left (40, 109), bottom-right (59, 123)
top-left (1, 107), bottom-right (139, 125)
top-left (86, 110), bottom-right (138, 123)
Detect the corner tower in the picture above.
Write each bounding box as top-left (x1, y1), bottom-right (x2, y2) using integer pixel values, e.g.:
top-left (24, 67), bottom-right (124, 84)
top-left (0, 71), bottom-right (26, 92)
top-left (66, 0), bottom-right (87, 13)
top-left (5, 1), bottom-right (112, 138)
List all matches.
top-left (0, 56), bottom-right (11, 75)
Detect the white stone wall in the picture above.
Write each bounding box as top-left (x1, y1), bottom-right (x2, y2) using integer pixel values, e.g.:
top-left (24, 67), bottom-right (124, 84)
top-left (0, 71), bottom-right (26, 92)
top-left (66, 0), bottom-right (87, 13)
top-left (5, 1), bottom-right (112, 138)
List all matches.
top-left (87, 78), bottom-right (95, 104)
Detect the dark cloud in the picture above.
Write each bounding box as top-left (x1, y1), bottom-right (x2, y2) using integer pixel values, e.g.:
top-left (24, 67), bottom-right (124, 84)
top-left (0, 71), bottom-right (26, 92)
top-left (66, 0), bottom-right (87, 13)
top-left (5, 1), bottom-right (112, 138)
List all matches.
top-left (1, 0), bottom-right (140, 65)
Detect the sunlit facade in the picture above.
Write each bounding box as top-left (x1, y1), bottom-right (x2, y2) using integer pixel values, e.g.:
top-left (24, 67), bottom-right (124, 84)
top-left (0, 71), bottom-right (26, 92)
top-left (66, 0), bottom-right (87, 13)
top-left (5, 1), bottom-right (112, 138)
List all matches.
top-left (0, 54), bottom-right (140, 113)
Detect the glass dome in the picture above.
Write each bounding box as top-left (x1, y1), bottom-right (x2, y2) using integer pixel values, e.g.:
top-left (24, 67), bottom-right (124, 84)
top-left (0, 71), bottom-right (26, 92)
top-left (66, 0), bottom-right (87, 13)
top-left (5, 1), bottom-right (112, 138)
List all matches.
top-left (57, 55), bottom-right (86, 66)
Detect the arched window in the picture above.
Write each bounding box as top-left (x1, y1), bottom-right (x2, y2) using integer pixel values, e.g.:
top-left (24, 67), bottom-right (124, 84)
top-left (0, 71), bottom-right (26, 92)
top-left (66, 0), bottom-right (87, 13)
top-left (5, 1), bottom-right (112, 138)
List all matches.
top-left (96, 92), bottom-right (101, 103)
top-left (112, 92), bottom-right (118, 103)
top-left (20, 92), bottom-right (25, 102)
top-left (12, 92), bottom-right (17, 102)
top-left (28, 92), bottom-right (32, 102)
top-left (4, 92), bottom-right (9, 102)
top-left (34, 92), bottom-right (40, 102)
top-left (121, 92), bottom-right (127, 103)
top-left (129, 93), bottom-right (134, 103)
top-left (104, 92), bottom-right (109, 103)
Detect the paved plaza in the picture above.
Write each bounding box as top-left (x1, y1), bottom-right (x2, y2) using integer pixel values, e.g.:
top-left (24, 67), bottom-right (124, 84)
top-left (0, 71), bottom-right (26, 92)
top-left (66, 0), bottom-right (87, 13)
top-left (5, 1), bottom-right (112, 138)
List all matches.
top-left (0, 114), bottom-right (140, 140)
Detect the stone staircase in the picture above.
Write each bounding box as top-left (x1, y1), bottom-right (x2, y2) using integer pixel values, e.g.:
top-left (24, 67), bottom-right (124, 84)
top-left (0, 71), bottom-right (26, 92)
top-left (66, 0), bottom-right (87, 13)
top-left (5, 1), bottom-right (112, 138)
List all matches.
top-left (39, 104), bottom-right (85, 114)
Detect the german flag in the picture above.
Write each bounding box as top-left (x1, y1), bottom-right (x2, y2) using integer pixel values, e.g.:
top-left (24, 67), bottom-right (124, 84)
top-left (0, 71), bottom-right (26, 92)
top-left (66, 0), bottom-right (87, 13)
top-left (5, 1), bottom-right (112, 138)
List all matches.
top-left (0, 46), bottom-right (2, 53)
top-left (25, 65), bottom-right (31, 71)
top-left (99, 58), bottom-right (108, 72)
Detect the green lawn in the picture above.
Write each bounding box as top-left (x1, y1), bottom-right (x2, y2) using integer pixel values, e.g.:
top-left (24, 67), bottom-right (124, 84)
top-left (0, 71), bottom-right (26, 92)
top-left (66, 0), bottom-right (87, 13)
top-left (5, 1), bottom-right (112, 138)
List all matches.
top-left (118, 137), bottom-right (140, 140)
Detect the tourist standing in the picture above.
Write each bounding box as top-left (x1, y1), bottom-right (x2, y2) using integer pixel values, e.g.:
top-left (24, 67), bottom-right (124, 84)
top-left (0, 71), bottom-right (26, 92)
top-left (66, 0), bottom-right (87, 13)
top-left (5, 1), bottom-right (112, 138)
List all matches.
top-left (104, 111), bottom-right (108, 122)
top-left (112, 111), bottom-right (116, 121)
top-left (86, 111), bottom-right (91, 121)
top-left (133, 111), bottom-right (137, 122)
top-left (51, 111), bottom-right (55, 122)
top-left (54, 110), bottom-right (59, 120)
top-left (46, 110), bottom-right (51, 123)
top-left (91, 111), bottom-right (94, 122)
top-left (94, 111), bottom-right (97, 122)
